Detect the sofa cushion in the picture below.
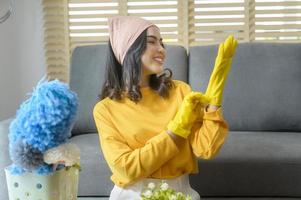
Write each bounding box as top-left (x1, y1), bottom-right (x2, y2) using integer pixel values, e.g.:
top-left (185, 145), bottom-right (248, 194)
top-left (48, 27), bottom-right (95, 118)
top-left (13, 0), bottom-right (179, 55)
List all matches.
top-left (70, 133), bottom-right (113, 197)
top-left (189, 43), bottom-right (301, 131)
top-left (71, 131), bottom-right (301, 197)
top-left (190, 131), bottom-right (301, 197)
top-left (70, 45), bottom-right (107, 136)
top-left (70, 44), bottom-right (188, 136)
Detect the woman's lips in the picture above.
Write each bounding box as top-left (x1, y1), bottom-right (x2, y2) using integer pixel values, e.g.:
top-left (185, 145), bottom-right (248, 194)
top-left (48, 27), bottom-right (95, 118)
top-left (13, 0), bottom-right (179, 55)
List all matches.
top-left (154, 57), bottom-right (164, 64)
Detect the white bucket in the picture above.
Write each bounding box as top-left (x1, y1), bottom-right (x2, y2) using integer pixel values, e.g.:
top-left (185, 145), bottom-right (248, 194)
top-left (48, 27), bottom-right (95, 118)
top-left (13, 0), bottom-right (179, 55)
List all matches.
top-left (5, 166), bottom-right (79, 200)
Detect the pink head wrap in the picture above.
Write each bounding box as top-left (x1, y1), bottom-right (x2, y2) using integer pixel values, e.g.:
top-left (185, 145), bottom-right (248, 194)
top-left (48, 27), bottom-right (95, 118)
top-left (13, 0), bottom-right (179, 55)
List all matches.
top-left (108, 16), bottom-right (159, 65)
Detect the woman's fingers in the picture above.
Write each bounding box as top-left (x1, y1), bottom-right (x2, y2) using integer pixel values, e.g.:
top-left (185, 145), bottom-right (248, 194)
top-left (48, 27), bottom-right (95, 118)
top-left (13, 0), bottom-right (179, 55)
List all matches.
top-left (218, 35), bottom-right (238, 59)
top-left (224, 35), bottom-right (238, 58)
top-left (185, 92), bottom-right (210, 105)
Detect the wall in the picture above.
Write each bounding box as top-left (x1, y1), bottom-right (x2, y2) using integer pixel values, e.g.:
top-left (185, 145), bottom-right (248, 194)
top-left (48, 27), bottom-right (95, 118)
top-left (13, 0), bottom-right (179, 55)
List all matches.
top-left (0, 0), bottom-right (46, 121)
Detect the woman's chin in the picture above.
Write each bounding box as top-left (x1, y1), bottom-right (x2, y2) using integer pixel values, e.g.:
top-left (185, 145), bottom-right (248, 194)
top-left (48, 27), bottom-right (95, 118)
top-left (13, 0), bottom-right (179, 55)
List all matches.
top-left (145, 64), bottom-right (164, 75)
top-left (154, 64), bottom-right (164, 72)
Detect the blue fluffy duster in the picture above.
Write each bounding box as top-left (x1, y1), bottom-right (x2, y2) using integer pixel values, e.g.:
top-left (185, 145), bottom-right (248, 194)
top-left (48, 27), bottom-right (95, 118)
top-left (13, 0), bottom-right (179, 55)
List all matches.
top-left (8, 77), bottom-right (78, 175)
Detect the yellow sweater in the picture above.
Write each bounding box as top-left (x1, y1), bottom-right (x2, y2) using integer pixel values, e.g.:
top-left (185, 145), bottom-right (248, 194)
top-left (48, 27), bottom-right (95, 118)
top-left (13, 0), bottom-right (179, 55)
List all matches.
top-left (93, 80), bottom-right (229, 188)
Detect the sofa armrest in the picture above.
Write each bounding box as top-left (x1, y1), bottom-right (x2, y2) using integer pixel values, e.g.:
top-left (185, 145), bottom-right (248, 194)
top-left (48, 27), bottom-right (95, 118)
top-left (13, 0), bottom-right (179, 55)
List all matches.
top-left (0, 117), bottom-right (14, 200)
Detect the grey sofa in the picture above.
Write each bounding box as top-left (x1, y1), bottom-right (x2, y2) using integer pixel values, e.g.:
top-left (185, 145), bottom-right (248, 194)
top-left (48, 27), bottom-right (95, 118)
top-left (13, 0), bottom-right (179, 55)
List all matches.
top-left (1, 42), bottom-right (301, 200)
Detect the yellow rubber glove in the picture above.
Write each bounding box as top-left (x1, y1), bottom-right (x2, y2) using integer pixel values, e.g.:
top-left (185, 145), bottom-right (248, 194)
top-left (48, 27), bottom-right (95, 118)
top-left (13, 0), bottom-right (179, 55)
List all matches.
top-left (167, 91), bottom-right (210, 139)
top-left (205, 35), bottom-right (238, 106)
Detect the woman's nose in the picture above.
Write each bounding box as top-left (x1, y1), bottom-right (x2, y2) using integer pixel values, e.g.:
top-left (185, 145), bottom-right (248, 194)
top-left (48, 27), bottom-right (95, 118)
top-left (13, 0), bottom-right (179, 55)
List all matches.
top-left (158, 44), bottom-right (165, 53)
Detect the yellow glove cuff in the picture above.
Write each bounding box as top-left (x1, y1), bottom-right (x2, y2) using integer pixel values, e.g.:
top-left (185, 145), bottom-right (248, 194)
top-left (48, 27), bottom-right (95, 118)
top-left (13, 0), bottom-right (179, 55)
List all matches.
top-left (167, 121), bottom-right (190, 139)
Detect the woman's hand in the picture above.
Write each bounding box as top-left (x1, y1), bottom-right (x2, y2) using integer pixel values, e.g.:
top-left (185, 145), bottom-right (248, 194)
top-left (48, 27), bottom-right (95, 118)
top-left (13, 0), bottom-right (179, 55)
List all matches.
top-left (205, 35), bottom-right (238, 107)
top-left (206, 104), bottom-right (220, 112)
top-left (167, 91), bottom-right (210, 139)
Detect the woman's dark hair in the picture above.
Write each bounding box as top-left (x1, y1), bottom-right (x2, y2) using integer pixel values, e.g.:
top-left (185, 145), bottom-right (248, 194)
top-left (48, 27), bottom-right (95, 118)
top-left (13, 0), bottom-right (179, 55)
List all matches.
top-left (99, 29), bottom-right (174, 103)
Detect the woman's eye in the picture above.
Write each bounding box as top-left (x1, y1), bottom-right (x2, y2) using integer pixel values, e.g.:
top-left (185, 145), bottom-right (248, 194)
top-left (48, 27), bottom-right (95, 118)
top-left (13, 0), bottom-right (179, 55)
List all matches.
top-left (147, 41), bottom-right (165, 48)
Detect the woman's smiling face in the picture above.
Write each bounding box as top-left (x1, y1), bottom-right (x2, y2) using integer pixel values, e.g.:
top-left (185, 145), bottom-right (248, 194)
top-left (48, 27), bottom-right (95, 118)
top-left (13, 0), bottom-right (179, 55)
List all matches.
top-left (141, 26), bottom-right (166, 76)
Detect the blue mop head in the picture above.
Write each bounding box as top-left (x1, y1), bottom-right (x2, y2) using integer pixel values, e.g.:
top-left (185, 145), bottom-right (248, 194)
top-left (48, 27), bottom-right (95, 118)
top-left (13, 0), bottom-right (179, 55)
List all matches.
top-left (8, 77), bottom-right (78, 175)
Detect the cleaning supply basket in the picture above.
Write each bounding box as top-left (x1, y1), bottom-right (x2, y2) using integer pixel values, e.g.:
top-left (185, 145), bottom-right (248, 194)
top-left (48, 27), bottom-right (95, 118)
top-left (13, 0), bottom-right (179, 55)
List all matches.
top-left (5, 166), bottom-right (79, 200)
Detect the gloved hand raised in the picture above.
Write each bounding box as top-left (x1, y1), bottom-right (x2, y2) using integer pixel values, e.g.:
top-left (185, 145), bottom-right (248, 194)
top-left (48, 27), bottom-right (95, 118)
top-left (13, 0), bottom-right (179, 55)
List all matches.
top-left (167, 91), bottom-right (210, 139)
top-left (205, 35), bottom-right (238, 107)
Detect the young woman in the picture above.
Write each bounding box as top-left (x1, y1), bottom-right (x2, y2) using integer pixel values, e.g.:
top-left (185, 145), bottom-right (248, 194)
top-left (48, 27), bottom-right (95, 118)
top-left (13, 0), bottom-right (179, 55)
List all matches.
top-left (93, 16), bottom-right (237, 200)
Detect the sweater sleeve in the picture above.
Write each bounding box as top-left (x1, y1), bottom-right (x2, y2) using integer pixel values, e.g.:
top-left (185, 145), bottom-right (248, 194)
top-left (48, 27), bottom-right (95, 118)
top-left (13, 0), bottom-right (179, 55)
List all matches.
top-left (93, 102), bottom-right (180, 185)
top-left (188, 107), bottom-right (229, 160)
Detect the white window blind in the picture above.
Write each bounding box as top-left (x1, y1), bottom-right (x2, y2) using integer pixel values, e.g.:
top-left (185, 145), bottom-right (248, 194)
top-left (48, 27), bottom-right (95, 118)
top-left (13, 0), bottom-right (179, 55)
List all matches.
top-left (191, 0), bottom-right (246, 45)
top-left (255, 0), bottom-right (301, 42)
top-left (68, 0), bottom-right (182, 50)
top-left (68, 0), bottom-right (119, 50)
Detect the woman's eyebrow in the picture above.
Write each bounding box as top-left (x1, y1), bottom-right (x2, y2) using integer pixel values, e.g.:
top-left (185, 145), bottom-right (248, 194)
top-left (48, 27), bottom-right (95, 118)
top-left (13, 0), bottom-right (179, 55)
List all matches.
top-left (147, 35), bottom-right (163, 41)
